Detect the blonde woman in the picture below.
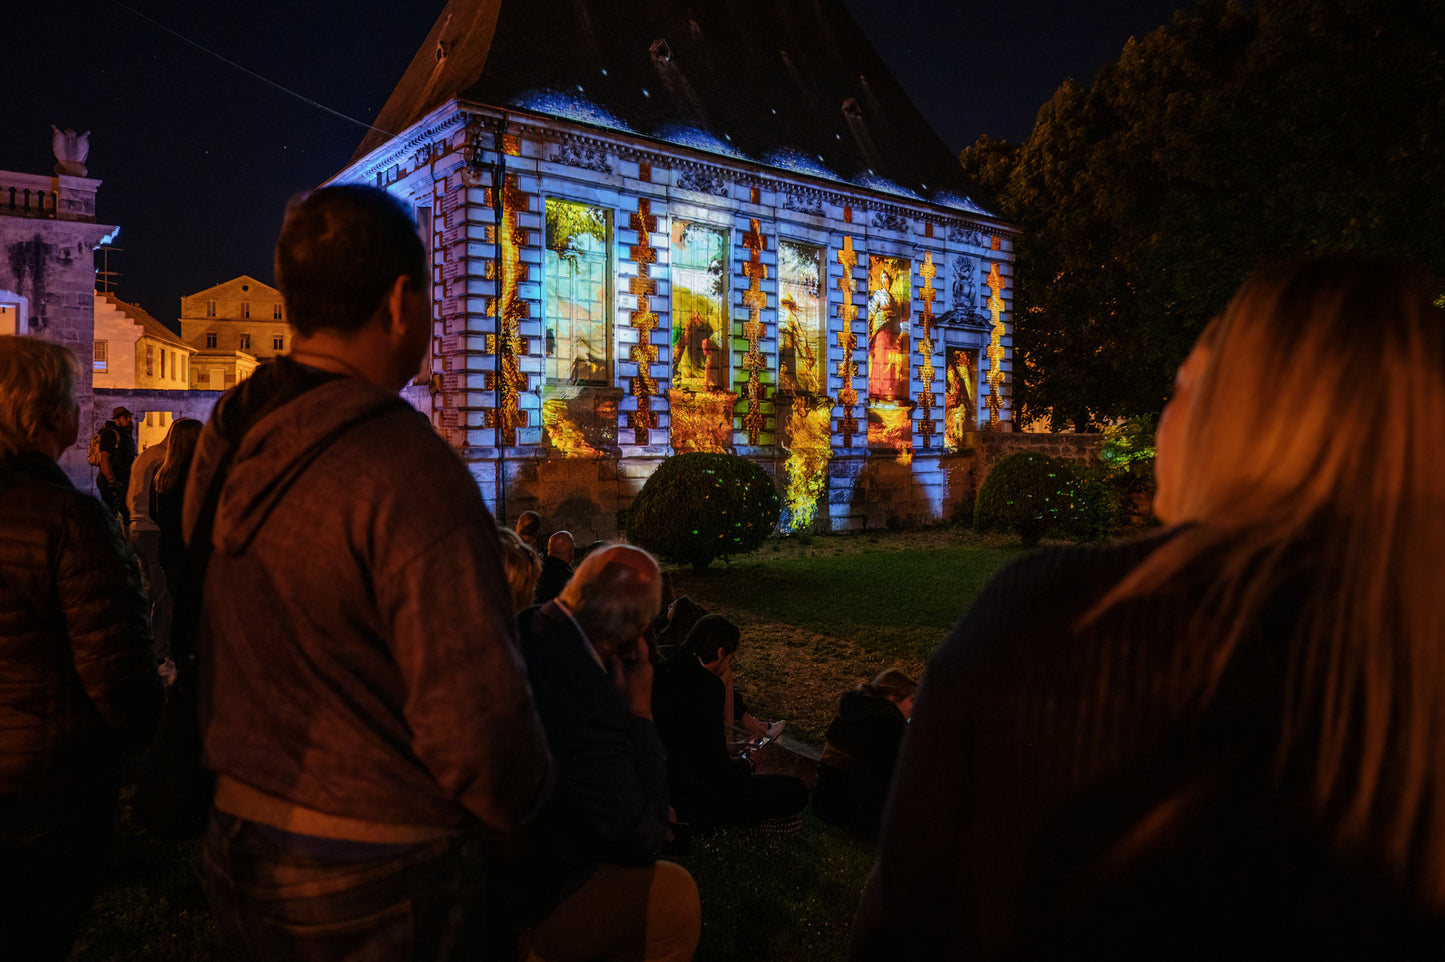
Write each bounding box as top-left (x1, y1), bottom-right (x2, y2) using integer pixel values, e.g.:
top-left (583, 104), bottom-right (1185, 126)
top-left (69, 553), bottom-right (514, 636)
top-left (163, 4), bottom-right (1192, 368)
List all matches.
top-left (498, 526), bottom-right (543, 615)
top-left (853, 257), bottom-right (1445, 959)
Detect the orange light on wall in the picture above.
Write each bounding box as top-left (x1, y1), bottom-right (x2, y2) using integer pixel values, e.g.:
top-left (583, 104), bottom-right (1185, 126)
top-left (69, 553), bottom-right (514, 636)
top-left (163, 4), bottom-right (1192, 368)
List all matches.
top-left (497, 173), bottom-right (531, 445)
top-left (916, 252), bottom-right (937, 446)
top-left (627, 198), bottom-right (659, 444)
top-left (836, 236), bottom-right (860, 446)
top-left (985, 261), bottom-right (1007, 425)
top-left (740, 218), bottom-right (768, 444)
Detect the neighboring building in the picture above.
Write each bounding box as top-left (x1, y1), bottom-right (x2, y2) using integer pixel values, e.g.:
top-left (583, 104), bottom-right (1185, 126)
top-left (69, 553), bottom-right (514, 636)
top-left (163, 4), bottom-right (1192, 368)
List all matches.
top-left (1, 136), bottom-right (221, 490)
top-left (177, 274), bottom-right (288, 390)
top-left (0, 153), bottom-right (117, 488)
top-left (338, 0), bottom-right (1019, 538)
top-left (93, 292), bottom-right (198, 450)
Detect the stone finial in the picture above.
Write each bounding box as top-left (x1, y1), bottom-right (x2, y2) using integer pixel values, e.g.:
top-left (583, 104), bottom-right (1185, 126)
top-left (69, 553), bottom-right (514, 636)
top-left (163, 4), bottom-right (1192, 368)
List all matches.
top-left (51, 126), bottom-right (90, 177)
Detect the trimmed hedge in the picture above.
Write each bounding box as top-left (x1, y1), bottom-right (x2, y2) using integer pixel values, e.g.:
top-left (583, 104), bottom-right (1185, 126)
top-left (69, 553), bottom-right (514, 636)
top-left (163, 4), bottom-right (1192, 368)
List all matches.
top-left (626, 452), bottom-right (781, 571)
top-left (974, 451), bottom-right (1121, 546)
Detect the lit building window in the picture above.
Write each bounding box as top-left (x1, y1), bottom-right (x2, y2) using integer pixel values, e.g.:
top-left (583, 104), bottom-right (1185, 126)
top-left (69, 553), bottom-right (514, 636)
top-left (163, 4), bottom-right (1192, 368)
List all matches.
top-left (94, 340), bottom-right (108, 372)
top-left (777, 240), bottom-right (826, 396)
top-left (542, 199), bottom-right (612, 386)
top-left (670, 220), bottom-right (729, 393)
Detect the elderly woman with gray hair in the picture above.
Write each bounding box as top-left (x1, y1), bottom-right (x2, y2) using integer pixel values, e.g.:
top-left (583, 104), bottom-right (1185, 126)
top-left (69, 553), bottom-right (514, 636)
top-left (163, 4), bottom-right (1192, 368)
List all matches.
top-left (0, 336), bottom-right (160, 959)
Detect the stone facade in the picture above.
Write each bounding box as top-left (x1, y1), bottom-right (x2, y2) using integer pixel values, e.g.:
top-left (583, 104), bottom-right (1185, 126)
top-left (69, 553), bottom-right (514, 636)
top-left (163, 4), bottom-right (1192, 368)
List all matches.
top-left (178, 275), bottom-right (287, 389)
top-left (339, 106), bottom-right (1019, 541)
top-left (1, 169), bottom-right (117, 488)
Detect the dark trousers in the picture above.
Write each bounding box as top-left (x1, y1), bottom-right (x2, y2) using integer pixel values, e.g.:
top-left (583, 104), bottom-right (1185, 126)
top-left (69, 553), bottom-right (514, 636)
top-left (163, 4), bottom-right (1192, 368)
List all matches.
top-left (0, 789), bottom-right (117, 961)
top-left (200, 810), bottom-right (487, 962)
top-left (98, 477), bottom-right (130, 524)
top-left (681, 773), bottom-right (809, 829)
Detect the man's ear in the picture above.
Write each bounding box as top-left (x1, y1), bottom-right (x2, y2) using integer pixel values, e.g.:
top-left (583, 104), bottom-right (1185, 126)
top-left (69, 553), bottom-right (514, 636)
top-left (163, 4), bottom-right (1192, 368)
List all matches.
top-left (383, 274), bottom-right (412, 337)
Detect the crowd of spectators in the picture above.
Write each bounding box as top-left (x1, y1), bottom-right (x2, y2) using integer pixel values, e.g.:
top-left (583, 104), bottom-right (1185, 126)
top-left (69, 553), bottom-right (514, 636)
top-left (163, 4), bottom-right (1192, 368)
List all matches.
top-left (5, 184), bottom-right (1442, 961)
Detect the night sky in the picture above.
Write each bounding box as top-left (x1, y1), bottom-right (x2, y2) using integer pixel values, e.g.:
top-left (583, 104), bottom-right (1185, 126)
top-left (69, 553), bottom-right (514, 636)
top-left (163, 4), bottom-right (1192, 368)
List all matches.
top-left (7, 0), bottom-right (1187, 327)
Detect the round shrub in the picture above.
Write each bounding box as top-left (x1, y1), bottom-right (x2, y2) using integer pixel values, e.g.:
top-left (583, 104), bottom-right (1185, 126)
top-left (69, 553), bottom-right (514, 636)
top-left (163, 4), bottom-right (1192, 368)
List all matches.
top-left (626, 452), bottom-right (781, 571)
top-left (974, 451), bottom-right (1084, 546)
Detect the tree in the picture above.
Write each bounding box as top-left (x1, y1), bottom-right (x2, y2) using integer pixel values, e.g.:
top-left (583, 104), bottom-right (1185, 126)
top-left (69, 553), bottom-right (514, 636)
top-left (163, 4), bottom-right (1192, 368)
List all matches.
top-left (974, 0), bottom-right (1445, 428)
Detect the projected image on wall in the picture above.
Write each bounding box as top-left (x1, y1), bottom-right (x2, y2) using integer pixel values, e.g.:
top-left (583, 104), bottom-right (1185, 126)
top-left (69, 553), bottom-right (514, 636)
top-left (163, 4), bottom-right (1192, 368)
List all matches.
top-left (945, 346), bottom-right (979, 450)
top-left (542, 199), bottom-right (615, 456)
top-left (670, 221), bottom-right (729, 393)
top-left (867, 255), bottom-right (910, 401)
top-left (544, 200), bottom-right (611, 385)
top-left (778, 240), bottom-right (826, 396)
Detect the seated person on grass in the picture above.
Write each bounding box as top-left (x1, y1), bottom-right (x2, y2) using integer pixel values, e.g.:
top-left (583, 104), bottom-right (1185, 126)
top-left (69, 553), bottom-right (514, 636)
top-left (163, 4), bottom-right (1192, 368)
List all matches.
top-left (652, 614), bottom-right (809, 830)
top-left (812, 670), bottom-right (918, 838)
top-left (512, 544), bottom-right (700, 962)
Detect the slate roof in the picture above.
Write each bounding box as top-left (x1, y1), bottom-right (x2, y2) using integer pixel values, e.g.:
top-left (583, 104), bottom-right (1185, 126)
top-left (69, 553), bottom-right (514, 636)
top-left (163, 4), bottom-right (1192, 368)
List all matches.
top-left (354, 0), bottom-right (984, 211)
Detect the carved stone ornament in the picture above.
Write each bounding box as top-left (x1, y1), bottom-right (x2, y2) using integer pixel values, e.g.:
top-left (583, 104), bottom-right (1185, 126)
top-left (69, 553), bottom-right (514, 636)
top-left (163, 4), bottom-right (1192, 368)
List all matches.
top-left (872, 210), bottom-right (909, 233)
top-left (782, 192), bottom-right (824, 215)
top-left (948, 224), bottom-right (982, 247)
top-left (51, 126), bottom-right (89, 177)
top-left (675, 170), bottom-right (729, 196)
top-left (550, 143), bottom-right (613, 174)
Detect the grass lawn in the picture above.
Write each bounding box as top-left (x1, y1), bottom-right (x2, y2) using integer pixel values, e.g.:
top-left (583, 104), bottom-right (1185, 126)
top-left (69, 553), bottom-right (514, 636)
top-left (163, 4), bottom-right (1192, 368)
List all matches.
top-left (74, 527), bottom-right (1020, 960)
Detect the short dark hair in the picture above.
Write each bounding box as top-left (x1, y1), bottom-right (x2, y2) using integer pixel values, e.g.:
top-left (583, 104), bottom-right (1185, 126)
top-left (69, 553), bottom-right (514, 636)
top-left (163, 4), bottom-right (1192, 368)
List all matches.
top-left (275, 185), bottom-right (427, 337)
top-left (682, 614), bottom-right (740, 662)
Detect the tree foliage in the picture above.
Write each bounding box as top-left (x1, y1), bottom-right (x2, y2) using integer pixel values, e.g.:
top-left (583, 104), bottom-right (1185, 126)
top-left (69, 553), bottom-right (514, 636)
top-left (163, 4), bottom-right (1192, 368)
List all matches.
top-left (964, 0), bottom-right (1445, 429)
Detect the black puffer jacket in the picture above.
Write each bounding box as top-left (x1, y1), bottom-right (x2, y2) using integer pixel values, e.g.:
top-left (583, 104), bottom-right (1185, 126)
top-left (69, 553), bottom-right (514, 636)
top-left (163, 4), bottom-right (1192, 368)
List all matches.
top-left (0, 452), bottom-right (159, 830)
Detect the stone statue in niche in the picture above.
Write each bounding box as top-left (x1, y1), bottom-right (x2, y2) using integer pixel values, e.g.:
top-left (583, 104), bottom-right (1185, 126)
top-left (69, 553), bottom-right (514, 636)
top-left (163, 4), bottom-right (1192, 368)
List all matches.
top-left (51, 126), bottom-right (89, 177)
top-left (952, 255), bottom-right (976, 316)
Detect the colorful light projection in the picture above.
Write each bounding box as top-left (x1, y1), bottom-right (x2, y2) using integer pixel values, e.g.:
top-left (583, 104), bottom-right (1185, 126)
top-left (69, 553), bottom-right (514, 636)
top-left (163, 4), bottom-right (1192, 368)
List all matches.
top-left (945, 347), bottom-right (979, 450)
top-left (670, 221), bottom-right (729, 393)
top-left (540, 198), bottom-right (614, 457)
top-left (867, 255), bottom-right (911, 401)
top-left (867, 255), bottom-right (913, 459)
top-left (493, 173), bottom-right (530, 446)
top-left (985, 262), bottom-right (1007, 425)
top-left (781, 395), bottom-right (834, 531)
top-left (670, 221), bottom-right (733, 452)
top-left (740, 219), bottom-right (769, 444)
top-left (626, 199), bottom-right (660, 445)
top-left (777, 240), bottom-right (825, 396)
top-left (916, 253), bottom-right (938, 447)
top-left (836, 236), bottom-right (861, 446)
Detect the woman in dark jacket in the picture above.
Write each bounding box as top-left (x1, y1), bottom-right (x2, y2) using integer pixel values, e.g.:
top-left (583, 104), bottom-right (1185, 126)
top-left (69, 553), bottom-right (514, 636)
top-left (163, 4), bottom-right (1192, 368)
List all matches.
top-left (812, 670), bottom-right (917, 837)
top-left (0, 337), bottom-right (160, 959)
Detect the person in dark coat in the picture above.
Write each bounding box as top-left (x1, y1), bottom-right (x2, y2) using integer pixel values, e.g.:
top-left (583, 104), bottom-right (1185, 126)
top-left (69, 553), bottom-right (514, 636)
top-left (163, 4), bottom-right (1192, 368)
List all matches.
top-left (652, 614), bottom-right (808, 829)
top-left (511, 544), bottom-right (700, 961)
top-left (95, 404), bottom-right (135, 522)
top-left (0, 337), bottom-right (161, 960)
top-left (812, 670), bottom-right (917, 838)
top-left (533, 529), bottom-right (574, 605)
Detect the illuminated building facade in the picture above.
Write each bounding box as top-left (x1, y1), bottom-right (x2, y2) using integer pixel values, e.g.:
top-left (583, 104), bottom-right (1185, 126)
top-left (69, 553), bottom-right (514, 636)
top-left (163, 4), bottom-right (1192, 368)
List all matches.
top-left (337, 0), bottom-right (1016, 538)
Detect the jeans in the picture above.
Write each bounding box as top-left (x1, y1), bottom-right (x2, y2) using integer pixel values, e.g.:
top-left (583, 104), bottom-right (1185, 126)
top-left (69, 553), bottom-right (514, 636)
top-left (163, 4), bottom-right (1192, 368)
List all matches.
top-left (200, 810), bottom-right (487, 962)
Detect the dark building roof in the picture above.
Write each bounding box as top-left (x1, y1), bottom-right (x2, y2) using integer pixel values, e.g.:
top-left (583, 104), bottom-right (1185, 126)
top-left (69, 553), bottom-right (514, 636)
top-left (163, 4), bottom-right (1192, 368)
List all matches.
top-left (354, 0), bottom-right (985, 212)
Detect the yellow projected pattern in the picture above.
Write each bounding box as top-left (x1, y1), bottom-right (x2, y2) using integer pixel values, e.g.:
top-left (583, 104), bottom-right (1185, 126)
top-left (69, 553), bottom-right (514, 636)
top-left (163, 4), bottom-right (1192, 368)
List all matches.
top-left (668, 389), bottom-right (736, 453)
top-left (917, 252), bottom-right (937, 446)
top-left (627, 198), bottom-right (659, 444)
top-left (782, 395), bottom-right (834, 531)
top-left (869, 401), bottom-right (913, 465)
top-left (496, 174), bottom-right (530, 445)
top-left (836, 236), bottom-right (860, 446)
top-left (741, 219), bottom-right (768, 444)
top-left (985, 261), bottom-right (1006, 425)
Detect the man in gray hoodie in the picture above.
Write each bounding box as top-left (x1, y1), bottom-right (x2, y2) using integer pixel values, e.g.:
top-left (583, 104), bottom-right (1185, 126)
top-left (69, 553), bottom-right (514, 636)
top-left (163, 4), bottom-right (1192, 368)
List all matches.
top-left (188, 185), bottom-right (552, 960)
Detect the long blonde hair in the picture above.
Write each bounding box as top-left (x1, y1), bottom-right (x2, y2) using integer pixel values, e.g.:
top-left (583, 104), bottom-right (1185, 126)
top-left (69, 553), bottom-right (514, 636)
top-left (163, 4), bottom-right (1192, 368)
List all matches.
top-left (153, 418), bottom-right (204, 495)
top-left (1098, 256), bottom-right (1445, 903)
